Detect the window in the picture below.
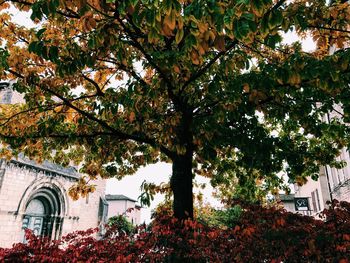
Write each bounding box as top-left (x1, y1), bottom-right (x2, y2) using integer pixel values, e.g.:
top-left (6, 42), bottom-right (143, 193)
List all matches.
top-left (315, 189), bottom-right (321, 212)
top-left (98, 197), bottom-right (109, 223)
top-left (22, 199), bottom-right (47, 239)
top-left (311, 191), bottom-right (317, 212)
top-left (331, 168), bottom-right (340, 187)
top-left (98, 197), bottom-right (109, 236)
top-left (311, 189), bottom-right (322, 212)
top-left (1, 89), bottom-right (13, 104)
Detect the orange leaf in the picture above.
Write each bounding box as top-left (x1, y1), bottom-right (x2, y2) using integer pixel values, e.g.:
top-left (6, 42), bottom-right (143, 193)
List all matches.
top-left (129, 111), bottom-right (136, 122)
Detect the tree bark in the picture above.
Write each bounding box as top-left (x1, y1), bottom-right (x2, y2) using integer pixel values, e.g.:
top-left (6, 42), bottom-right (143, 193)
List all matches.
top-left (171, 153), bottom-right (193, 220)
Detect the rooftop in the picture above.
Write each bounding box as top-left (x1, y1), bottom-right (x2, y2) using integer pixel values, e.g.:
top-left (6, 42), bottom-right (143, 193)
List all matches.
top-left (10, 153), bottom-right (79, 179)
top-left (278, 194), bottom-right (295, 202)
top-left (105, 194), bottom-right (137, 202)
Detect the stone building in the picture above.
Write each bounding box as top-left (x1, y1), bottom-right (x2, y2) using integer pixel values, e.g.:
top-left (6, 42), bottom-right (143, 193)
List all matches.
top-left (0, 156), bottom-right (107, 247)
top-left (106, 194), bottom-right (141, 225)
top-left (279, 107), bottom-right (350, 216)
top-left (291, 151), bottom-right (350, 216)
top-left (294, 106), bottom-right (350, 215)
top-left (0, 82), bottom-right (107, 247)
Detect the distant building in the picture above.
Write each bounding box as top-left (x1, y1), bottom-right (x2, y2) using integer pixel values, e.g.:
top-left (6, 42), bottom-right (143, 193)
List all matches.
top-left (294, 106), bottom-right (350, 216)
top-left (106, 194), bottom-right (141, 225)
top-left (0, 83), bottom-right (107, 248)
top-left (291, 157), bottom-right (350, 217)
top-left (277, 194), bottom-right (296, 212)
top-left (279, 106), bottom-right (350, 216)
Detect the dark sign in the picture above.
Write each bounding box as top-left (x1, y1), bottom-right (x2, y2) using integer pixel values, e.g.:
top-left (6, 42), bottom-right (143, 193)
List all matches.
top-left (294, 197), bottom-right (310, 211)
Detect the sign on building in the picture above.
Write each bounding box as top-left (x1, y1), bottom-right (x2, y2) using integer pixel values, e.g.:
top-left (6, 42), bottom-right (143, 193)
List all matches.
top-left (294, 197), bottom-right (310, 211)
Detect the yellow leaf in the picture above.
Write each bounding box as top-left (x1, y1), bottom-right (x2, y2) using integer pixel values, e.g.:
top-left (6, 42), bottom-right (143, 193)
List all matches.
top-left (175, 28), bottom-right (184, 44)
top-left (177, 16), bottom-right (183, 30)
top-left (162, 23), bottom-right (173, 37)
top-left (88, 17), bottom-right (96, 29)
top-left (156, 11), bottom-right (162, 22)
top-left (197, 43), bottom-right (205, 55)
top-left (127, 5), bottom-right (135, 15)
top-left (288, 72), bottom-right (301, 85)
top-left (208, 31), bottom-right (216, 42)
top-left (197, 22), bottom-right (208, 33)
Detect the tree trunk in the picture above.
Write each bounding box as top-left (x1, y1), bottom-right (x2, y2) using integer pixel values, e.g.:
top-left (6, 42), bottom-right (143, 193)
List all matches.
top-left (171, 153), bottom-right (193, 220)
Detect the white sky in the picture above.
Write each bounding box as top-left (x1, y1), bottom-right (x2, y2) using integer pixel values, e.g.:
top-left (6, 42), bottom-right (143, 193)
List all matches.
top-left (105, 163), bottom-right (222, 223)
top-left (6, 6), bottom-right (317, 223)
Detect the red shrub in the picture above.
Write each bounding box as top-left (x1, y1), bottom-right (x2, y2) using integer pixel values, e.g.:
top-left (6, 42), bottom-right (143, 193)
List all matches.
top-left (1, 200), bottom-right (349, 262)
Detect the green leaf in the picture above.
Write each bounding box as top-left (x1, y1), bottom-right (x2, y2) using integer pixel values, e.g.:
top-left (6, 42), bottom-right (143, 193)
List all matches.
top-left (235, 19), bottom-right (250, 39)
top-left (41, 1), bottom-right (50, 16)
top-left (264, 34), bottom-right (282, 48)
top-left (49, 46), bottom-right (59, 62)
top-left (28, 41), bottom-right (38, 53)
top-left (0, 48), bottom-right (9, 69)
top-left (36, 28), bottom-right (46, 38)
top-left (49, 0), bottom-right (59, 13)
top-left (236, 0), bottom-right (249, 5)
top-left (268, 10), bottom-right (283, 29)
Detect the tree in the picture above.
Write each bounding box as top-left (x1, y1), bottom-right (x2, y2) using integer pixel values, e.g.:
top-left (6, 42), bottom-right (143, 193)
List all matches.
top-left (1, 0), bottom-right (350, 219)
top-left (108, 215), bottom-right (135, 235)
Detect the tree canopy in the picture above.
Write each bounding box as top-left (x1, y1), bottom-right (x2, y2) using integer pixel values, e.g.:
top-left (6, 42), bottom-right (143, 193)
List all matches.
top-left (1, 0), bottom-right (350, 219)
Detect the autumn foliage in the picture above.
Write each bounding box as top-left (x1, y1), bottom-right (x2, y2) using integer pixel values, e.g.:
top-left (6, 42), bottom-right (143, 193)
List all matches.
top-left (4, 0), bottom-right (350, 219)
top-left (1, 200), bottom-right (349, 263)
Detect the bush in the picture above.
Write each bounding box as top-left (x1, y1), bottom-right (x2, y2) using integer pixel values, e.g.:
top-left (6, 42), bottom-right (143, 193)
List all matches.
top-left (107, 215), bottom-right (135, 235)
top-left (1, 200), bottom-right (349, 262)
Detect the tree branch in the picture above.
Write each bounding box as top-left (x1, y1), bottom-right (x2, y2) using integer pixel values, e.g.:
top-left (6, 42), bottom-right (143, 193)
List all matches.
top-left (8, 0), bottom-right (81, 19)
top-left (308, 25), bottom-right (350, 34)
top-left (113, 12), bottom-right (171, 85)
top-left (81, 73), bottom-right (105, 96)
top-left (0, 93), bottom-right (100, 127)
top-left (96, 58), bottom-right (149, 88)
top-left (6, 69), bottom-right (174, 158)
top-left (181, 41), bottom-right (238, 92)
top-left (0, 131), bottom-right (115, 140)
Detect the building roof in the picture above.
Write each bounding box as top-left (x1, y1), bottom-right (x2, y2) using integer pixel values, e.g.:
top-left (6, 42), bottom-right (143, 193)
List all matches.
top-left (278, 194), bottom-right (295, 202)
top-left (10, 153), bottom-right (79, 179)
top-left (105, 194), bottom-right (137, 202)
top-left (0, 82), bottom-right (10, 89)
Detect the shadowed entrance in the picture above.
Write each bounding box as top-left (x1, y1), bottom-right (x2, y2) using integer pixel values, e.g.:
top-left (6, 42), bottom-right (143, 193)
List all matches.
top-left (22, 187), bottom-right (64, 240)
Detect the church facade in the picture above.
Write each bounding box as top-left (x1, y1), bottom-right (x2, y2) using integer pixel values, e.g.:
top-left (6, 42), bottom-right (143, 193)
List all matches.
top-left (0, 82), bottom-right (107, 247)
top-left (0, 155), bottom-right (107, 248)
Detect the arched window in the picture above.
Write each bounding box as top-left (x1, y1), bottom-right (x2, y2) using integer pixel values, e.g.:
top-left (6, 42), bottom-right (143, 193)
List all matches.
top-left (26, 199), bottom-right (46, 215)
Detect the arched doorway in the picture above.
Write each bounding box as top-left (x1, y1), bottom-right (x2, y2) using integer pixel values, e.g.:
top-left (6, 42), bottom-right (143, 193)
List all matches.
top-left (23, 198), bottom-right (47, 236)
top-left (22, 187), bottom-right (64, 240)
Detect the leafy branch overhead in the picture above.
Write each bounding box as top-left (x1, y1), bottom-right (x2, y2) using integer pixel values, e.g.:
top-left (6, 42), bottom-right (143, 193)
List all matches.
top-left (1, 0), bottom-right (350, 218)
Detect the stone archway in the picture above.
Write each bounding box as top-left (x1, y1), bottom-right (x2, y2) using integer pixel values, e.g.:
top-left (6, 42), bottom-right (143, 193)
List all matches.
top-left (20, 183), bottom-right (66, 241)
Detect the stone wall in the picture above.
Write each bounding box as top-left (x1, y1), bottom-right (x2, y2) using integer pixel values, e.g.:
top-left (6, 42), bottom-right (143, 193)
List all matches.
top-left (0, 160), bottom-right (105, 248)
